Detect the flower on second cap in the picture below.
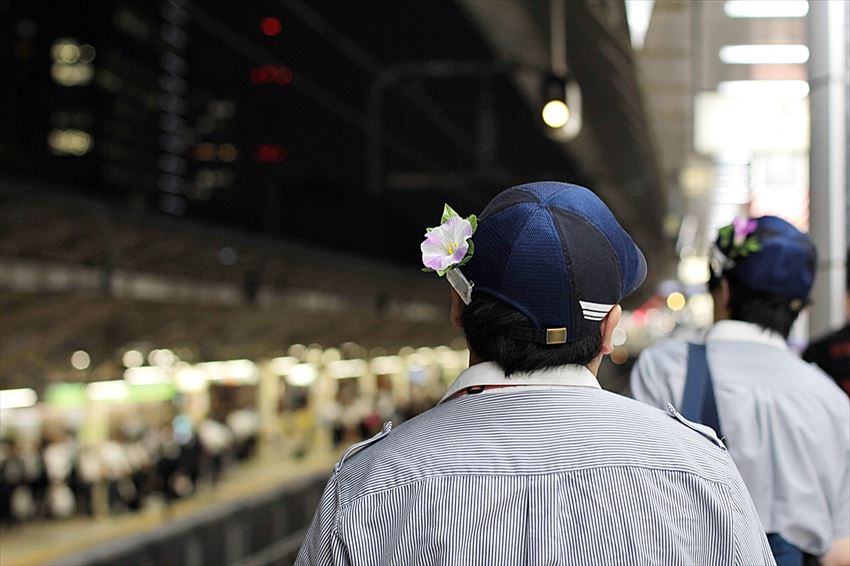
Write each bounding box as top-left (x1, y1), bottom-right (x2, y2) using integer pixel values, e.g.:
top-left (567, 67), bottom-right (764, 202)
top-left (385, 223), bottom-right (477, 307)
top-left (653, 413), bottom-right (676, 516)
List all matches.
top-left (421, 204), bottom-right (477, 276)
top-left (732, 217), bottom-right (757, 246)
top-left (717, 216), bottom-right (762, 262)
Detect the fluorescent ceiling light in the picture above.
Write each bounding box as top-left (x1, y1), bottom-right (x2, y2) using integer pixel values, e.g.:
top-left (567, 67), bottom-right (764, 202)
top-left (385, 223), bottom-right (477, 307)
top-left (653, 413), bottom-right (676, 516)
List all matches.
top-left (717, 80), bottom-right (810, 98)
top-left (124, 366), bottom-right (170, 385)
top-left (268, 356), bottom-right (298, 376)
top-left (0, 388), bottom-right (38, 410)
top-left (86, 380), bottom-right (129, 401)
top-left (327, 359), bottom-right (368, 379)
top-left (286, 363), bottom-right (318, 387)
top-left (625, 0), bottom-right (655, 50)
top-left (195, 359), bottom-right (257, 382)
top-left (175, 367), bottom-right (207, 392)
top-left (371, 355), bottom-right (403, 375)
top-left (724, 0), bottom-right (809, 18)
top-left (719, 44), bottom-right (809, 64)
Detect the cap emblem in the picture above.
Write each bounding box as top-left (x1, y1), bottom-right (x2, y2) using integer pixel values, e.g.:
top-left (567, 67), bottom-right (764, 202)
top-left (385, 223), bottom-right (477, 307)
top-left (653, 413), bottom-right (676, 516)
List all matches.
top-left (579, 301), bottom-right (614, 321)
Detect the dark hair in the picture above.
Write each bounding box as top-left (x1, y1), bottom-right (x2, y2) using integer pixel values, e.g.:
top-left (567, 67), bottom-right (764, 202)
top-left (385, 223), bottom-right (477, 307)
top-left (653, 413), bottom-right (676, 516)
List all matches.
top-left (709, 274), bottom-right (801, 338)
top-left (461, 292), bottom-right (603, 376)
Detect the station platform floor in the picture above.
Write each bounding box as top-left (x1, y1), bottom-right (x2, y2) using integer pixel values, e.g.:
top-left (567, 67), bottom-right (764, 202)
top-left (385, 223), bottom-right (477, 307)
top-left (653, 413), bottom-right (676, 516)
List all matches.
top-left (0, 451), bottom-right (340, 566)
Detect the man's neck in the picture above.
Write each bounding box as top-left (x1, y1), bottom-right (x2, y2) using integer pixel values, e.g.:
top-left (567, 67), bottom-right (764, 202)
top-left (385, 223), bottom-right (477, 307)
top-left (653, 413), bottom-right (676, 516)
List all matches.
top-left (585, 355), bottom-right (602, 376)
top-left (468, 350), bottom-right (602, 377)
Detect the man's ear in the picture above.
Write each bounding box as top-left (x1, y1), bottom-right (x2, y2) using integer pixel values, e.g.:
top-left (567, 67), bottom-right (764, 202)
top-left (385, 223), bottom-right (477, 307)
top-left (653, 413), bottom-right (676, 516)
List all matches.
top-left (599, 305), bottom-right (622, 355)
top-left (450, 289), bottom-right (464, 330)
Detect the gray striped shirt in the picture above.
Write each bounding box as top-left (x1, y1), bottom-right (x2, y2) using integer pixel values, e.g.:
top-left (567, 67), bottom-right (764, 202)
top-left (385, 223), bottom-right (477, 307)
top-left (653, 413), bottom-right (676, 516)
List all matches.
top-left (296, 363), bottom-right (774, 565)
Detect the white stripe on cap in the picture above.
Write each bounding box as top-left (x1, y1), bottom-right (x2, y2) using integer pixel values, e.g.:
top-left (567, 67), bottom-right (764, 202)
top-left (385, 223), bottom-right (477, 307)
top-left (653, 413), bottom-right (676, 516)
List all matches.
top-left (579, 300), bottom-right (614, 321)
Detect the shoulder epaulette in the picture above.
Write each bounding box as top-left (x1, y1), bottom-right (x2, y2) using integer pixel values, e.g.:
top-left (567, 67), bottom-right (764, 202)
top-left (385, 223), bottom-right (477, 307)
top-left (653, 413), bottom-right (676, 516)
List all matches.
top-left (334, 421), bottom-right (393, 473)
top-left (666, 403), bottom-right (726, 450)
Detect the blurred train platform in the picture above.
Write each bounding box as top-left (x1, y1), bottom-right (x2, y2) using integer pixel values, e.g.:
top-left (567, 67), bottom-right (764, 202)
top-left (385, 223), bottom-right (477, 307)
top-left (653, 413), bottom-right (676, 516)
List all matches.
top-left (1, 0), bottom-right (848, 563)
top-left (0, 450), bottom-right (339, 566)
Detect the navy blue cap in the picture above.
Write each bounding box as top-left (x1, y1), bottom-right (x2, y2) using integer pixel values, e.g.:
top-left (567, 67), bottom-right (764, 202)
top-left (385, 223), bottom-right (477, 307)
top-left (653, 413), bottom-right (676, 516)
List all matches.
top-left (712, 215), bottom-right (816, 300)
top-left (461, 181), bottom-right (647, 343)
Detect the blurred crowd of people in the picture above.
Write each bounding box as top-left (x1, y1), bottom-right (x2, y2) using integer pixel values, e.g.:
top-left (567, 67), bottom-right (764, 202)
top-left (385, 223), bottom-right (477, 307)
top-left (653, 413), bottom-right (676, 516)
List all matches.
top-left (0, 369), bottom-right (451, 530)
top-left (0, 409), bottom-right (259, 526)
top-left (325, 372), bottom-right (448, 448)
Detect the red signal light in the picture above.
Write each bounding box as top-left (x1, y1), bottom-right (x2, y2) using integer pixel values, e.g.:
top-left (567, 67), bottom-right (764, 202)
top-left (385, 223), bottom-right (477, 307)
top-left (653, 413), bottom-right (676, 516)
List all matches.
top-left (260, 17), bottom-right (282, 37)
top-left (249, 67), bottom-right (269, 84)
top-left (249, 65), bottom-right (292, 85)
top-left (252, 144), bottom-right (288, 163)
top-left (275, 67), bottom-right (293, 85)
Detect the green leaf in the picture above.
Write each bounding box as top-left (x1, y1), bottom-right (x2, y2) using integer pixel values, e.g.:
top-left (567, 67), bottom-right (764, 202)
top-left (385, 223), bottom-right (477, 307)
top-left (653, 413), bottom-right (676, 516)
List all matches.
top-left (436, 268), bottom-right (447, 277)
top-left (746, 238), bottom-right (762, 252)
top-left (421, 267), bottom-right (435, 273)
top-left (441, 203), bottom-right (460, 223)
top-left (718, 225), bottom-right (733, 249)
top-left (458, 240), bottom-right (475, 267)
top-left (467, 214), bottom-right (478, 233)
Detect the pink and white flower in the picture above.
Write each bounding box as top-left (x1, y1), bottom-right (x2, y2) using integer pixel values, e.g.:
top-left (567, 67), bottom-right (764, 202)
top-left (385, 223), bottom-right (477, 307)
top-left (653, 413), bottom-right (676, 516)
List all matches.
top-left (732, 217), bottom-right (757, 246)
top-left (420, 216), bottom-right (474, 272)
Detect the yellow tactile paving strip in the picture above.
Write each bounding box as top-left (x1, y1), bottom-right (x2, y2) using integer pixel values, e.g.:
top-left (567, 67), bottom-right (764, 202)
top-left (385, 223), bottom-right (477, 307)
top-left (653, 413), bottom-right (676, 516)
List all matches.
top-left (0, 451), bottom-right (339, 566)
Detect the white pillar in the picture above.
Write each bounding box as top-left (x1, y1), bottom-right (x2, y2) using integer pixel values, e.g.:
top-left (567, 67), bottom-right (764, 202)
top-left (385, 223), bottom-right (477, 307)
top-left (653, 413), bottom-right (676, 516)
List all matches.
top-left (808, 0), bottom-right (849, 336)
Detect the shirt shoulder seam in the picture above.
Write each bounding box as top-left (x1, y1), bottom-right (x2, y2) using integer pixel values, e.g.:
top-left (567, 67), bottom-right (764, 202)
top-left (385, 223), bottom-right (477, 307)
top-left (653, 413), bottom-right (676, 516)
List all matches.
top-left (337, 463), bottom-right (732, 512)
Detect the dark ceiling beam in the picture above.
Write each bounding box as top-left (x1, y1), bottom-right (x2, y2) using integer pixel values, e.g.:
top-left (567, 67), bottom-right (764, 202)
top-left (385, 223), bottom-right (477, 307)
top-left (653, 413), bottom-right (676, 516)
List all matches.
top-left (0, 219), bottom-right (79, 256)
top-left (280, 0), bottom-right (479, 157)
top-left (0, 298), bottom-right (116, 359)
top-left (0, 178), bottom-right (447, 303)
top-left (0, 293), bottom-right (94, 330)
top-left (366, 59), bottom-right (523, 199)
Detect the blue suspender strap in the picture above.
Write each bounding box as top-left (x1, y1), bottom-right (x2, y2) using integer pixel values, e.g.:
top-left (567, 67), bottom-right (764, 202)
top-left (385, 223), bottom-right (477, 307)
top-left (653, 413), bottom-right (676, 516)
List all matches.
top-left (682, 343), bottom-right (723, 439)
top-left (766, 533), bottom-right (804, 566)
top-left (682, 343), bottom-right (708, 421)
top-left (700, 357), bottom-right (722, 438)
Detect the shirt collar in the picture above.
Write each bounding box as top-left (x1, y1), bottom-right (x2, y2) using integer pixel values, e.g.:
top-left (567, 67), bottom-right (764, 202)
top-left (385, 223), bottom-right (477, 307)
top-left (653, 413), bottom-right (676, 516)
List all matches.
top-left (707, 320), bottom-right (788, 351)
top-left (439, 362), bottom-right (600, 404)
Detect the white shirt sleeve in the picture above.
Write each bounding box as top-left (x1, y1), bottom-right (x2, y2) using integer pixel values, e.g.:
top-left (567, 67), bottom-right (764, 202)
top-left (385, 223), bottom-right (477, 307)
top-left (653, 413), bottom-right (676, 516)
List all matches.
top-left (831, 401), bottom-right (850, 541)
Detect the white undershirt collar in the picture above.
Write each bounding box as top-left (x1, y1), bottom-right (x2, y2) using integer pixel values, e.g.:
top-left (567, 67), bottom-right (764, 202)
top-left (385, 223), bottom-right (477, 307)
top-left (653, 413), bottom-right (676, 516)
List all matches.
top-left (707, 320), bottom-right (788, 351)
top-left (439, 361), bottom-right (600, 404)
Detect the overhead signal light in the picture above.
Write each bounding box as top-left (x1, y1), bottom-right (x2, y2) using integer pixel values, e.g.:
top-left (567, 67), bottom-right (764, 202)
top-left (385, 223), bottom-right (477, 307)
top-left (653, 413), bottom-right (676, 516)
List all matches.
top-left (260, 17), bottom-right (282, 37)
top-left (253, 144), bottom-right (288, 163)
